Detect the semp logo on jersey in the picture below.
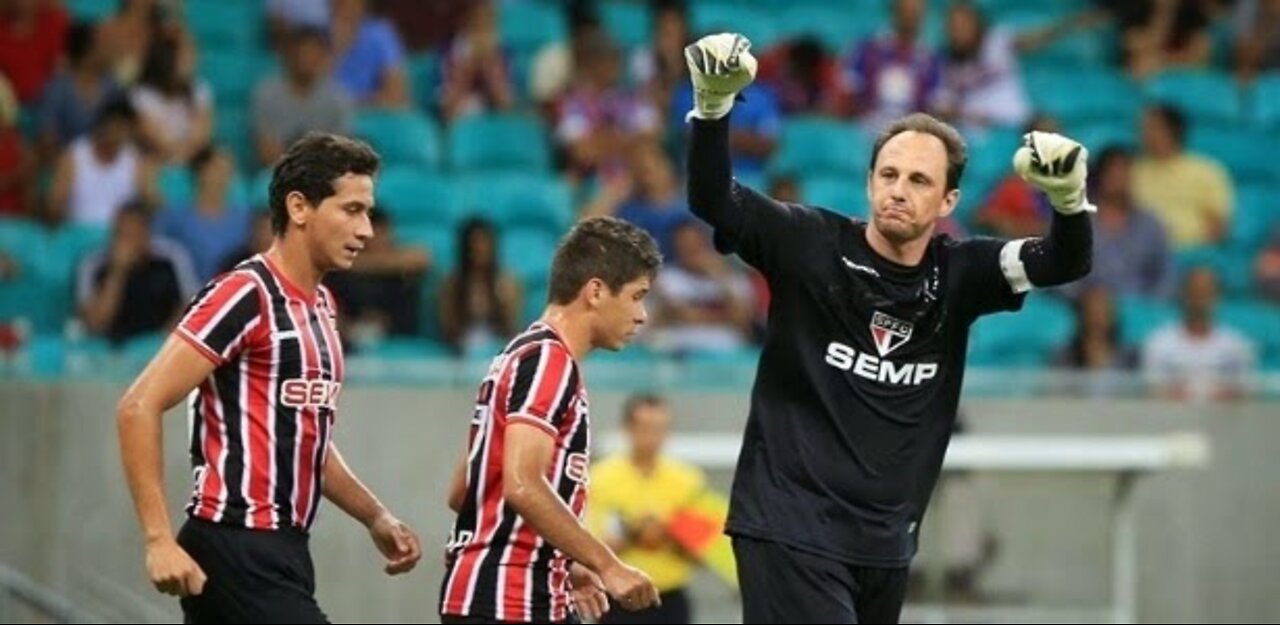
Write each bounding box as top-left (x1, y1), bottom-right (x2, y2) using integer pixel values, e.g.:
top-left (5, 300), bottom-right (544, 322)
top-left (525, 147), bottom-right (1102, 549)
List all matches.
top-left (870, 311), bottom-right (913, 357)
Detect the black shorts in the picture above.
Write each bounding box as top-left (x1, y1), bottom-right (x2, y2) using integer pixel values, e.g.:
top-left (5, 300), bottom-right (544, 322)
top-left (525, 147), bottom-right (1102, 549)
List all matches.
top-left (599, 587), bottom-right (691, 625)
top-left (733, 536), bottom-right (909, 624)
top-left (177, 517), bottom-right (329, 624)
top-left (439, 614), bottom-right (582, 625)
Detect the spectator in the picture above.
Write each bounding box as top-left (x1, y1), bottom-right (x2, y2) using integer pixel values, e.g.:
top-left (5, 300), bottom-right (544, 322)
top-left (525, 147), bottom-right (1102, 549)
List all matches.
top-left (767, 174), bottom-right (802, 204)
top-left (1142, 267), bottom-right (1256, 402)
top-left (1234, 0), bottom-right (1280, 81)
top-left (974, 114), bottom-right (1059, 238)
top-left (438, 218), bottom-right (521, 354)
top-left (650, 220), bottom-right (754, 354)
top-left (99, 0), bottom-right (174, 86)
top-left (217, 210), bottom-right (273, 274)
top-left (438, 0), bottom-right (515, 123)
top-left (529, 5), bottom-right (603, 119)
top-left (841, 0), bottom-right (941, 129)
top-left (1055, 286), bottom-right (1139, 371)
top-left (756, 36), bottom-right (849, 117)
top-left (1254, 225), bottom-right (1280, 302)
top-left (324, 211), bottom-right (431, 342)
top-left (1132, 104), bottom-right (1234, 248)
top-left (76, 201), bottom-right (198, 344)
top-left (582, 142), bottom-right (690, 259)
top-left (37, 20), bottom-right (122, 161)
top-left (0, 75), bottom-right (32, 217)
top-left (1120, 0), bottom-right (1212, 79)
top-left (156, 147), bottom-right (251, 281)
top-left (48, 97), bottom-right (159, 225)
top-left (630, 0), bottom-right (690, 113)
top-left (131, 32), bottom-right (213, 164)
top-left (252, 25), bottom-right (353, 167)
top-left (0, 0), bottom-right (69, 105)
top-left (330, 0), bottom-right (409, 107)
top-left (1071, 145), bottom-right (1174, 299)
top-left (589, 394), bottom-right (707, 625)
top-left (932, 1), bottom-right (1031, 129)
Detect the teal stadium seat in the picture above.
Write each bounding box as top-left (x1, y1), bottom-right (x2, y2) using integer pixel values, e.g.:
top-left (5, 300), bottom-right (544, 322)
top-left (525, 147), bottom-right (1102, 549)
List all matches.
top-left (780, 4), bottom-right (884, 54)
top-left (186, 1), bottom-right (264, 52)
top-left (201, 49), bottom-right (275, 108)
top-left (801, 173), bottom-right (868, 219)
top-left (64, 0), bottom-right (114, 21)
top-left (499, 1), bottom-right (566, 54)
top-left (690, 2), bottom-right (780, 49)
top-left (352, 110), bottom-right (440, 169)
top-left (455, 173), bottom-right (572, 234)
top-left (1025, 67), bottom-right (1140, 125)
top-left (0, 219), bottom-right (46, 325)
top-left (601, 2), bottom-right (652, 50)
top-left (499, 227), bottom-right (558, 283)
top-left (1188, 127), bottom-right (1279, 185)
top-left (213, 106), bottom-right (254, 175)
top-left (447, 113), bottom-right (550, 173)
top-left (375, 167), bottom-right (459, 229)
top-left (1229, 184), bottom-right (1280, 254)
top-left (408, 52), bottom-right (440, 113)
top-left (1219, 299), bottom-right (1280, 370)
top-left (1144, 70), bottom-right (1243, 126)
top-left (1252, 72), bottom-right (1280, 130)
top-left (968, 293), bottom-right (1072, 366)
top-left (772, 117), bottom-right (870, 177)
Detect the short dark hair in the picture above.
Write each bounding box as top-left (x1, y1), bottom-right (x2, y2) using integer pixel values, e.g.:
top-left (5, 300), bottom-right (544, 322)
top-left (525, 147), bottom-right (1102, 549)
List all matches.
top-left (267, 132), bottom-right (380, 235)
top-left (621, 393), bottom-right (666, 426)
top-left (93, 96), bottom-right (137, 130)
top-left (547, 216), bottom-right (662, 305)
top-left (66, 21), bottom-right (96, 65)
top-left (869, 112), bottom-right (968, 191)
top-left (1146, 103), bottom-right (1187, 147)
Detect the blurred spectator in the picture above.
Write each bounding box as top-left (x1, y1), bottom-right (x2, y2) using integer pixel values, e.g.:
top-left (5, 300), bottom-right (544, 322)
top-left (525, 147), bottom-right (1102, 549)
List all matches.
top-left (756, 36), bottom-right (849, 117)
top-left (1120, 0), bottom-right (1212, 78)
top-left (555, 32), bottom-right (659, 183)
top-left (974, 115), bottom-right (1059, 238)
top-left (1234, 0), bottom-right (1280, 81)
top-left (841, 0), bottom-right (941, 128)
top-left (1055, 286), bottom-right (1138, 370)
top-left (1132, 104), bottom-right (1234, 248)
top-left (218, 210), bottom-right (273, 274)
top-left (439, 0), bottom-right (515, 123)
top-left (0, 75), bottom-right (32, 217)
top-left (630, 0), bottom-right (690, 113)
top-left (156, 147), bottom-right (251, 281)
top-left (0, 0), bottom-right (69, 104)
top-left (767, 174), bottom-right (802, 204)
top-left (589, 394), bottom-right (706, 625)
top-left (267, 0), bottom-right (331, 47)
top-left (932, 1), bottom-right (1031, 129)
top-left (650, 220), bottom-right (754, 354)
top-left (324, 211), bottom-right (430, 342)
top-left (48, 97), bottom-right (159, 225)
top-left (1142, 267), bottom-right (1256, 402)
top-left (1071, 145), bottom-right (1175, 299)
top-left (671, 79), bottom-right (780, 178)
top-left (99, 0), bottom-right (174, 86)
top-left (76, 201), bottom-right (197, 344)
top-left (131, 33), bottom-right (213, 164)
top-left (252, 25), bottom-right (352, 167)
top-left (583, 142), bottom-right (689, 259)
top-left (330, 0), bottom-right (409, 108)
top-left (439, 218), bottom-right (521, 354)
top-left (1254, 225), bottom-right (1280, 302)
top-left (37, 21), bottom-right (122, 162)
top-left (530, 6), bottom-right (603, 118)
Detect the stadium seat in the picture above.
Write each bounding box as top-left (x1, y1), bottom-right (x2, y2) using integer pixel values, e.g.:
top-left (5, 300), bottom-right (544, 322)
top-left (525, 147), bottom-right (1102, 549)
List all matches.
top-left (454, 173), bottom-right (573, 234)
top-left (601, 2), bottom-right (652, 50)
top-left (64, 0), bottom-right (114, 21)
top-left (1174, 246), bottom-right (1252, 296)
top-left (1219, 299), bottom-right (1280, 370)
top-left (408, 52), bottom-right (440, 114)
top-left (1068, 120), bottom-right (1139, 153)
top-left (213, 106), bottom-right (255, 175)
top-left (375, 167), bottom-right (459, 229)
top-left (1144, 69), bottom-right (1243, 126)
top-left (201, 49), bottom-right (275, 108)
top-left (446, 113), bottom-right (550, 173)
top-left (187, 1), bottom-right (264, 51)
top-left (499, 1), bottom-right (566, 54)
top-left (968, 293), bottom-right (1072, 366)
top-left (772, 117), bottom-right (870, 177)
top-left (38, 224), bottom-right (109, 332)
top-left (0, 220), bottom-right (47, 325)
top-left (1188, 127), bottom-right (1279, 185)
top-left (499, 227), bottom-right (558, 282)
top-left (1252, 72), bottom-right (1280, 130)
top-left (779, 4), bottom-right (882, 54)
top-left (801, 173), bottom-right (868, 219)
top-left (1116, 295), bottom-right (1176, 349)
top-left (397, 224), bottom-right (458, 275)
top-left (352, 110), bottom-right (441, 169)
top-left (1229, 183), bottom-right (1280, 254)
top-left (1025, 67), bottom-right (1140, 125)
top-left (690, 2), bottom-right (780, 49)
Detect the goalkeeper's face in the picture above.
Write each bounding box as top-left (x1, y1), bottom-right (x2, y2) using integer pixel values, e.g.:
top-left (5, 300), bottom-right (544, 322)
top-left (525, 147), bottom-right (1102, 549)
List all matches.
top-left (866, 131), bottom-right (958, 244)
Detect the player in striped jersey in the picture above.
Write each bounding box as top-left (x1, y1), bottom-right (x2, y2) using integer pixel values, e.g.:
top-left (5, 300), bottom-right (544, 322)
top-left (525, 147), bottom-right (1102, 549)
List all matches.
top-left (117, 133), bottom-right (422, 623)
top-left (440, 217), bottom-right (664, 625)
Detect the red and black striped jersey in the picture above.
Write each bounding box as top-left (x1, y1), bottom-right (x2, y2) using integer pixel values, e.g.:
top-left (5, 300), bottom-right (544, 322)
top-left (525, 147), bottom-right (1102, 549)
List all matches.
top-left (175, 254), bottom-right (344, 533)
top-left (440, 321), bottom-right (590, 623)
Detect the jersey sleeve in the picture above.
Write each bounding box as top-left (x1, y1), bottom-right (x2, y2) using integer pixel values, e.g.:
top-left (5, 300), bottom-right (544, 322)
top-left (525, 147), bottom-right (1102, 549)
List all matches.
top-left (950, 236), bottom-right (1027, 321)
top-left (502, 341), bottom-right (579, 437)
top-left (175, 271), bottom-right (264, 365)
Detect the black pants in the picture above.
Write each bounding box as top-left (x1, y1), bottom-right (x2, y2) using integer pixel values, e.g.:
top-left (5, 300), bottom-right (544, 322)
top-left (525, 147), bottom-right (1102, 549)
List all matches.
top-left (177, 518), bottom-right (329, 624)
top-left (440, 614), bottom-right (582, 625)
top-left (733, 536), bottom-right (909, 624)
top-left (600, 587), bottom-right (691, 624)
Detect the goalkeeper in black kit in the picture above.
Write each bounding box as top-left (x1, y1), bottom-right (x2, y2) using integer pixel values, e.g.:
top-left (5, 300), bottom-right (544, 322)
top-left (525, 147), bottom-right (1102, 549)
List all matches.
top-left (682, 33), bottom-right (1094, 624)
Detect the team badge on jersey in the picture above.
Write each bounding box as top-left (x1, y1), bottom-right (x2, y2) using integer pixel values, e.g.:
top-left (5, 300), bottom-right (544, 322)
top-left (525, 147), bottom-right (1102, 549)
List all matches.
top-left (870, 311), bottom-right (913, 357)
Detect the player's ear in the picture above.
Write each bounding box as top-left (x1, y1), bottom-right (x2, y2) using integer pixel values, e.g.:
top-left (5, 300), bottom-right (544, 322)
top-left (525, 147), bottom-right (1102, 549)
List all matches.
top-left (286, 191), bottom-right (312, 229)
top-left (584, 278), bottom-right (605, 309)
top-left (939, 188), bottom-right (960, 218)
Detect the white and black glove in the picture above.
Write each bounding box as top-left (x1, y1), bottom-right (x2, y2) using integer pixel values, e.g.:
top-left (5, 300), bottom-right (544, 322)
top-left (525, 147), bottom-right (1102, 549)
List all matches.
top-left (684, 33), bottom-right (758, 121)
top-left (1012, 131), bottom-right (1094, 215)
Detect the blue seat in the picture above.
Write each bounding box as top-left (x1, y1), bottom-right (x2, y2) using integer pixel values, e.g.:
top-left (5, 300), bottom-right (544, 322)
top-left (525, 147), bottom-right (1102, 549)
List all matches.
top-left (375, 167), bottom-right (459, 229)
top-left (1252, 72), bottom-right (1280, 129)
top-left (1229, 184), bottom-right (1280, 254)
top-left (1188, 127), bottom-right (1279, 185)
top-left (1219, 299), bottom-right (1280, 368)
top-left (397, 224), bottom-right (458, 275)
top-left (1144, 69), bottom-right (1243, 126)
top-left (65, 0), bottom-right (115, 21)
top-left (1025, 67), bottom-right (1140, 125)
top-left (447, 113), bottom-right (549, 173)
top-left (0, 219), bottom-right (47, 325)
top-left (200, 49), bottom-right (273, 108)
top-left (352, 110), bottom-right (441, 169)
top-left (968, 294), bottom-right (1072, 366)
top-left (801, 173), bottom-right (867, 219)
top-left (37, 224), bottom-right (109, 332)
top-left (454, 173), bottom-right (572, 234)
top-left (1174, 246), bottom-right (1252, 296)
top-left (408, 52), bottom-right (440, 113)
top-left (187, 1), bottom-right (264, 51)
top-left (213, 106), bottom-right (255, 175)
top-left (1020, 24), bottom-right (1116, 71)
top-left (601, 2), bottom-right (652, 50)
top-left (772, 117), bottom-right (870, 177)
top-left (499, 227), bottom-right (558, 282)
top-left (780, 5), bottom-right (881, 54)
top-left (1069, 120), bottom-right (1139, 154)
top-left (499, 2), bottom-right (566, 53)
top-left (690, 3), bottom-right (780, 49)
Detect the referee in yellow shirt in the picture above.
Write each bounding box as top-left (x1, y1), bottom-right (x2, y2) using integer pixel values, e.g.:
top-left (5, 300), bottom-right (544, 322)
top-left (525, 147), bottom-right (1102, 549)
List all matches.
top-left (589, 394), bottom-right (707, 624)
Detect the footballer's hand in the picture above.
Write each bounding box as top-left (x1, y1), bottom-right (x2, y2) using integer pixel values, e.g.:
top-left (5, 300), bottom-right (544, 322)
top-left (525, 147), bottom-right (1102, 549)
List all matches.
top-left (1012, 131), bottom-right (1094, 215)
top-left (684, 33), bottom-right (758, 120)
top-left (145, 538), bottom-right (206, 597)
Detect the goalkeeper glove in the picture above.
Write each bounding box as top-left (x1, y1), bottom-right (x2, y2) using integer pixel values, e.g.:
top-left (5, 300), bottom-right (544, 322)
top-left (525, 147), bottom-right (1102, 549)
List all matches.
top-left (1012, 131), bottom-right (1095, 215)
top-left (684, 33), bottom-right (758, 120)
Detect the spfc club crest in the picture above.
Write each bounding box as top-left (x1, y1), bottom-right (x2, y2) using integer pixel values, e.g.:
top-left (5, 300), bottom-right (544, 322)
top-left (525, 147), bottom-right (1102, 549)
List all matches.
top-left (870, 311), bottom-right (913, 357)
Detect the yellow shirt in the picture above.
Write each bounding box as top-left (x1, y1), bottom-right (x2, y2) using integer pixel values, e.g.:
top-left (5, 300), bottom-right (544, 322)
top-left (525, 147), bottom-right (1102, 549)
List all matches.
top-left (1132, 153), bottom-right (1234, 248)
top-left (588, 454), bottom-right (706, 592)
